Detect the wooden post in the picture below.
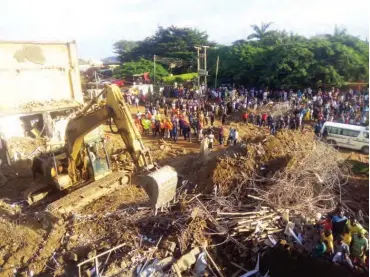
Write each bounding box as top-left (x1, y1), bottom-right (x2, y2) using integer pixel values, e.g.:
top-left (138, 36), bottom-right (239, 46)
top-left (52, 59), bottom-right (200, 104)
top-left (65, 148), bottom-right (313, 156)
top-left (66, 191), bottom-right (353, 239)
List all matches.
top-left (95, 257), bottom-right (100, 276)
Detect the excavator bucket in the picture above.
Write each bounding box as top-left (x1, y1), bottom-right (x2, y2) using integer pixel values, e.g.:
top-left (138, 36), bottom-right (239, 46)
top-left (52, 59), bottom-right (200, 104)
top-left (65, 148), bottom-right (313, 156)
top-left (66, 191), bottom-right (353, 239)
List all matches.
top-left (42, 166), bottom-right (177, 220)
top-left (140, 165), bottom-right (178, 210)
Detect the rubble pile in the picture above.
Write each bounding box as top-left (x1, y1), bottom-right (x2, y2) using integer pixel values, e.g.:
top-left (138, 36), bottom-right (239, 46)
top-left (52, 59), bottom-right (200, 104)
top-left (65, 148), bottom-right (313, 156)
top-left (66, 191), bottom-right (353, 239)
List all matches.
top-left (0, 115), bottom-right (368, 276)
top-left (211, 130), bottom-right (350, 216)
top-left (211, 130), bottom-right (315, 195)
top-left (17, 99), bottom-right (81, 113)
top-left (6, 137), bottom-right (47, 161)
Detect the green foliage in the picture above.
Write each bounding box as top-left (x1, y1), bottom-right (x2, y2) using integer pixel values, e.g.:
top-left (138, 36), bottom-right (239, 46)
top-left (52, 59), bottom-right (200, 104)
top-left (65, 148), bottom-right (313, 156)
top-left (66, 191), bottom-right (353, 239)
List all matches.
top-left (348, 160), bottom-right (369, 175)
top-left (114, 26), bottom-right (215, 74)
top-left (113, 58), bottom-right (168, 80)
top-left (207, 27), bottom-right (369, 88)
top-left (113, 25), bottom-right (369, 88)
top-left (247, 22), bottom-right (274, 40)
top-left (113, 40), bottom-right (140, 62)
top-left (162, 73), bottom-right (198, 84)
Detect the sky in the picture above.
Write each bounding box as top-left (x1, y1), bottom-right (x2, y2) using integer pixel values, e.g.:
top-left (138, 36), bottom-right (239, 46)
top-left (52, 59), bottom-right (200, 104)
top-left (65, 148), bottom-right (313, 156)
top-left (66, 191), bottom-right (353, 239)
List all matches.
top-left (0, 0), bottom-right (369, 60)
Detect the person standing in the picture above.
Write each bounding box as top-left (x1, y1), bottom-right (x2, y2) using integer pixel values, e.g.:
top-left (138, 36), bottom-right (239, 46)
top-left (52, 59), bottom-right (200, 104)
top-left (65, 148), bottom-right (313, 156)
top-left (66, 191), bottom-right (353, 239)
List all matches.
top-left (249, 113), bottom-right (255, 125)
top-left (321, 229), bottom-right (334, 254)
top-left (351, 230), bottom-right (368, 263)
top-left (347, 217), bottom-right (367, 235)
top-left (332, 235), bottom-right (353, 268)
top-left (210, 112), bottom-right (215, 127)
top-left (332, 211), bottom-right (348, 238)
top-left (261, 113), bottom-right (268, 127)
top-left (207, 130), bottom-right (215, 149)
top-left (219, 125), bottom-right (225, 146)
top-left (183, 121), bottom-right (191, 142)
top-left (243, 111), bottom-right (249, 124)
top-left (256, 114), bottom-right (262, 127)
top-left (233, 128), bottom-right (239, 146)
top-left (204, 110), bottom-right (209, 126)
top-left (172, 120), bottom-right (178, 143)
top-left (159, 120), bottom-right (165, 138)
top-left (221, 113), bottom-right (226, 125)
top-left (227, 128), bottom-right (234, 146)
top-left (312, 237), bottom-right (327, 258)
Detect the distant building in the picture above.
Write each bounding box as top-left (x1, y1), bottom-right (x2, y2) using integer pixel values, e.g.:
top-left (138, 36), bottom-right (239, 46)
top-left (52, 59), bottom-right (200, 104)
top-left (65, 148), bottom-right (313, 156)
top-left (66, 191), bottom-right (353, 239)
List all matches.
top-left (102, 56), bottom-right (120, 69)
top-left (79, 59), bottom-right (104, 73)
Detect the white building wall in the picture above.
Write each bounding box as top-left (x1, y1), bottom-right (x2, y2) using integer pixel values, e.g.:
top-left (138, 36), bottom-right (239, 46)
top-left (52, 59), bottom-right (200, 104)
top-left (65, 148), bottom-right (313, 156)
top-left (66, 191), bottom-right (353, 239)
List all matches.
top-left (0, 41), bottom-right (83, 115)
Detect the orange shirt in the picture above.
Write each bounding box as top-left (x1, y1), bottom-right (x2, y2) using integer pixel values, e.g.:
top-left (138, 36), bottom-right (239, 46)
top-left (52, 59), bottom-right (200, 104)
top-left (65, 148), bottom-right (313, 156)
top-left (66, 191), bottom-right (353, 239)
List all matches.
top-left (165, 122), bottom-right (173, 130)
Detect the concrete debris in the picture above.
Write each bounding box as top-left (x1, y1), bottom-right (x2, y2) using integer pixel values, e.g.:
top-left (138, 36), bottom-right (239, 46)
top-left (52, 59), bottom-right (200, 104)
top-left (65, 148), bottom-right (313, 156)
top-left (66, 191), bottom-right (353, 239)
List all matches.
top-left (194, 252), bottom-right (207, 276)
top-left (171, 247), bottom-right (202, 275)
top-left (0, 98), bottom-right (368, 277)
top-left (69, 252), bottom-right (78, 262)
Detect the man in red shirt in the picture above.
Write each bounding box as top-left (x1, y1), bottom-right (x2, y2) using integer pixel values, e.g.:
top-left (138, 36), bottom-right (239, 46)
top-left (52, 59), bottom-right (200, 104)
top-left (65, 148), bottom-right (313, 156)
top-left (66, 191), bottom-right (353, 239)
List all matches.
top-left (243, 111), bottom-right (249, 124)
top-left (261, 113), bottom-right (268, 127)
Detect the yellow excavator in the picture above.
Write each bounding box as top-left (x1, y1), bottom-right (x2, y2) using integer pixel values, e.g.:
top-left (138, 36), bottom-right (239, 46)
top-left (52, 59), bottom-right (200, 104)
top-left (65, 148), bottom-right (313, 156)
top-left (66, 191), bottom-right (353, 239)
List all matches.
top-left (27, 84), bottom-right (178, 215)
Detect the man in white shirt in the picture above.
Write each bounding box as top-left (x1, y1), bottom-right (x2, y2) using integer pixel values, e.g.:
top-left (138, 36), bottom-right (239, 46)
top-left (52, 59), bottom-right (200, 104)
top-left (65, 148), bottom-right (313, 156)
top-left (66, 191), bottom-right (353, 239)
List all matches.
top-left (263, 91), bottom-right (268, 101)
top-left (207, 131), bottom-right (215, 149)
top-left (283, 91), bottom-right (288, 102)
top-left (233, 129), bottom-right (239, 146)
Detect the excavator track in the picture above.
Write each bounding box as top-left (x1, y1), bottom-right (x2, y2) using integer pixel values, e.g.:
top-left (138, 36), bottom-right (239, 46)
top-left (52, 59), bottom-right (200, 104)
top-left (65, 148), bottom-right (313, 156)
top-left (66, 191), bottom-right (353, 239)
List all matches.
top-left (45, 171), bottom-right (130, 216)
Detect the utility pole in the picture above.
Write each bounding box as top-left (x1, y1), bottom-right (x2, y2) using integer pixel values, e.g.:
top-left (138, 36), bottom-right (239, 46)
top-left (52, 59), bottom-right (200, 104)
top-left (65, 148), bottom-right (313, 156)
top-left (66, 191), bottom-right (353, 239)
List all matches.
top-left (153, 55), bottom-right (156, 88)
top-left (194, 46), bottom-right (201, 88)
top-left (214, 55), bottom-right (219, 89)
top-left (202, 45), bottom-right (209, 91)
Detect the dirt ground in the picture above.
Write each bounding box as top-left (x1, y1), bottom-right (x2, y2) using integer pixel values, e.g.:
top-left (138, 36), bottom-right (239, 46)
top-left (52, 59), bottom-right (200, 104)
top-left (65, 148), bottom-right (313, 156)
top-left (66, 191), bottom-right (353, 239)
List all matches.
top-left (0, 105), bottom-right (368, 277)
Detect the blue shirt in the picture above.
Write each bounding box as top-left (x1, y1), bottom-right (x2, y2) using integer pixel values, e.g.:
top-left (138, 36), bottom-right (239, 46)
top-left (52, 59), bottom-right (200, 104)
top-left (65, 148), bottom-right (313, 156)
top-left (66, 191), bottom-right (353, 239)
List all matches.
top-left (332, 215), bottom-right (348, 223)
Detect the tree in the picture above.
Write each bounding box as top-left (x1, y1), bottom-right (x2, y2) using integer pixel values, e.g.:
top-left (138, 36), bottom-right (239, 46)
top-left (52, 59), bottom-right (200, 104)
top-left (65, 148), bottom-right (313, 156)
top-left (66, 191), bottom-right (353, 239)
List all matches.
top-left (114, 26), bottom-right (215, 74)
top-left (112, 24), bottom-right (369, 88)
top-left (113, 58), bottom-right (168, 80)
top-left (247, 22), bottom-right (274, 40)
top-left (113, 40), bottom-right (140, 62)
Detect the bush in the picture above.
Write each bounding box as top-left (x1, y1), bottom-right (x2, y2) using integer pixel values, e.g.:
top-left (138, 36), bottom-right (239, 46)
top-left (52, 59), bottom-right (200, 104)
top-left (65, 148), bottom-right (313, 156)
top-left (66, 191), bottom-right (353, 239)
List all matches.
top-left (162, 73), bottom-right (198, 84)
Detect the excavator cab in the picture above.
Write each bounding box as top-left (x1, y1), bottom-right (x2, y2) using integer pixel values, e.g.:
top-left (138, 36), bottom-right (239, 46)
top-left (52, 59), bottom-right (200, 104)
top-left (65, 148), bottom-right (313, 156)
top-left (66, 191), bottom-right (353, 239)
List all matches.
top-left (84, 138), bottom-right (111, 181)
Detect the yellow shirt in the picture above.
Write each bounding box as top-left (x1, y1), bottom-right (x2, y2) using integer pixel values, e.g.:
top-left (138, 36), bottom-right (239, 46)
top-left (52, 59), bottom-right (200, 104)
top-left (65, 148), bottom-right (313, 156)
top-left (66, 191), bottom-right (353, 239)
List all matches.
top-left (343, 233), bottom-right (352, 246)
top-left (348, 222), bottom-right (366, 235)
top-left (321, 233), bottom-right (334, 252)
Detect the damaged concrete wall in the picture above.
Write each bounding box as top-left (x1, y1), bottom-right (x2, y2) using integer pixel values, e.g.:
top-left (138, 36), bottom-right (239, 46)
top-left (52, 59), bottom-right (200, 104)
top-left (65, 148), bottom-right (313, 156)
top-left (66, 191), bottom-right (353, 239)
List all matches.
top-left (0, 41), bottom-right (83, 114)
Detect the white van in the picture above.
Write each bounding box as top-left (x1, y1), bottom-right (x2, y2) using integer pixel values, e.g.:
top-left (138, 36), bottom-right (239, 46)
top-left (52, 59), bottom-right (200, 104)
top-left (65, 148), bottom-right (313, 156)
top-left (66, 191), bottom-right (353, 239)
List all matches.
top-left (320, 122), bottom-right (369, 154)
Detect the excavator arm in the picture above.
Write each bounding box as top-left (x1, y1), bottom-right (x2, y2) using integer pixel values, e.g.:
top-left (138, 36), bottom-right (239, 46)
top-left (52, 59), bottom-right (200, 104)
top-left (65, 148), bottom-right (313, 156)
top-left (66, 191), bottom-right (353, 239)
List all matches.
top-left (63, 84), bottom-right (177, 210)
top-left (66, 85), bottom-right (154, 182)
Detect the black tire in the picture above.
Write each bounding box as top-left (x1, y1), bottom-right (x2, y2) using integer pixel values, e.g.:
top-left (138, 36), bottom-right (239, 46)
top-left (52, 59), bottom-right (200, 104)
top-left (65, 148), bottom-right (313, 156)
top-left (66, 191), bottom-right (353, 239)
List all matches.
top-left (326, 139), bottom-right (337, 146)
top-left (361, 146), bottom-right (369, 154)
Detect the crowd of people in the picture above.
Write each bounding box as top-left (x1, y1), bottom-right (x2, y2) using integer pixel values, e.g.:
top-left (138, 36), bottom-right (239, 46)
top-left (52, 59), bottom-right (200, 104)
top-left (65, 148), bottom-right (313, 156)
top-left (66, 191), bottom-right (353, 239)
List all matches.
top-left (124, 85), bottom-right (369, 271)
top-left (126, 85), bottom-right (369, 148)
top-left (309, 203), bottom-right (368, 271)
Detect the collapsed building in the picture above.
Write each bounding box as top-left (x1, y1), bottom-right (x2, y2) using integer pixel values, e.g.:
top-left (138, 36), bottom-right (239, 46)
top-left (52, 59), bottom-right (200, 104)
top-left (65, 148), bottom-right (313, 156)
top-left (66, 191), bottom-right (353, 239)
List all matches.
top-left (0, 40), bottom-right (84, 164)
